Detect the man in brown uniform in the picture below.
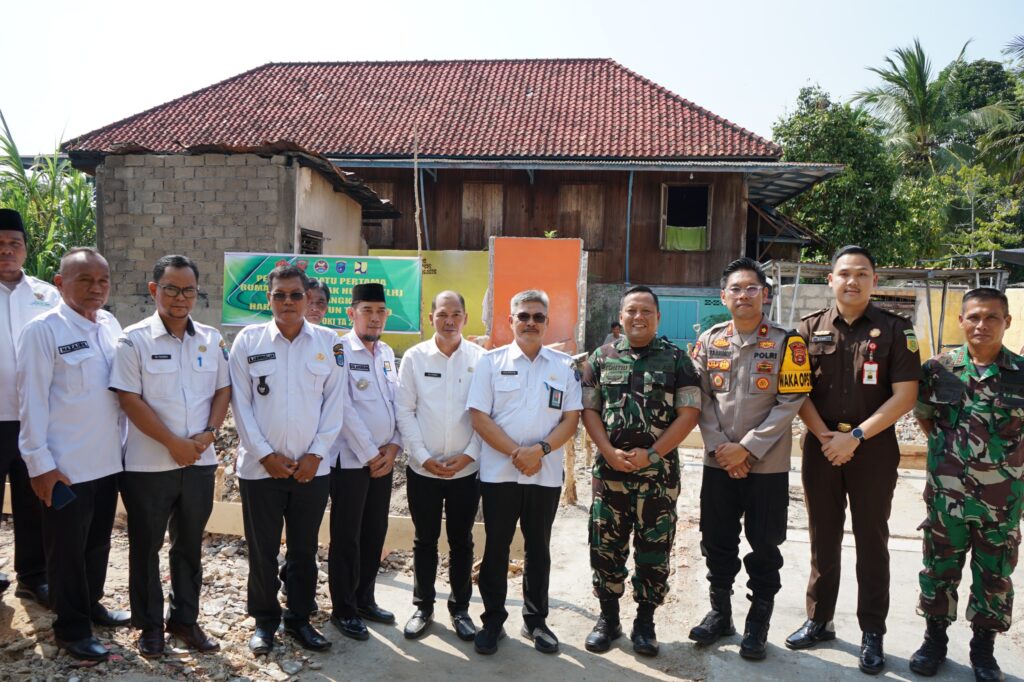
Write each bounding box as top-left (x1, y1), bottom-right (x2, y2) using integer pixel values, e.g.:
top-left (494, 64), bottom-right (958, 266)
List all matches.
top-left (785, 246), bottom-right (920, 676)
top-left (688, 258), bottom-right (810, 661)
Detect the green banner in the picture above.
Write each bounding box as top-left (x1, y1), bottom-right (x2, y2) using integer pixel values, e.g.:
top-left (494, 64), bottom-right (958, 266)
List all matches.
top-left (222, 252), bottom-right (421, 332)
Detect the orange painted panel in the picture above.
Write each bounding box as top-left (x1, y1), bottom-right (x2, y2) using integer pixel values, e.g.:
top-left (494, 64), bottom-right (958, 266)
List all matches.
top-left (490, 237), bottom-right (583, 349)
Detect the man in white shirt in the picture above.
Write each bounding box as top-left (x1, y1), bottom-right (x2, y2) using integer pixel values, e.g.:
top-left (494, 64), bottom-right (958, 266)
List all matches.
top-left (229, 264), bottom-right (345, 655)
top-left (17, 247), bottom-right (128, 661)
top-left (466, 289), bottom-right (582, 656)
top-left (396, 290), bottom-right (485, 641)
top-left (110, 255), bottom-right (231, 658)
top-left (329, 282), bottom-right (402, 641)
top-left (0, 208), bottom-right (58, 604)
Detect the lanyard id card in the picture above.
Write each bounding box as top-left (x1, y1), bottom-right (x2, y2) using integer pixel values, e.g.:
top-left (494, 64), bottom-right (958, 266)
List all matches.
top-left (548, 386), bottom-right (563, 409)
top-left (862, 362), bottom-right (879, 385)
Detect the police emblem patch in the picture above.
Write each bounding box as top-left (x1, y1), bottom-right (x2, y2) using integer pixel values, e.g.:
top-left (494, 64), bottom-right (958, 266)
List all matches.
top-left (758, 340), bottom-right (776, 349)
top-left (904, 329), bottom-right (919, 353)
top-left (755, 376), bottom-right (771, 391)
top-left (712, 338), bottom-right (729, 348)
top-left (711, 374), bottom-right (725, 388)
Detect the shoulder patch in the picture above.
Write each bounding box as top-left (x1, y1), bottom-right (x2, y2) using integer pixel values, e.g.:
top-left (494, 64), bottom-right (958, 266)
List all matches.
top-left (778, 333), bottom-right (812, 394)
top-left (117, 336), bottom-right (133, 347)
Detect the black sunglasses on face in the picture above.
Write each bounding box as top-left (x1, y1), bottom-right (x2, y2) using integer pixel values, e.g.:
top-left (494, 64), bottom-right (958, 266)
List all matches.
top-left (515, 312), bottom-right (547, 323)
top-left (271, 291), bottom-right (306, 301)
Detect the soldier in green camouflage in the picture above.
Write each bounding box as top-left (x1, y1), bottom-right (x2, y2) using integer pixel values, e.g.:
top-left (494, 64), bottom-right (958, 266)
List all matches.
top-left (911, 287), bottom-right (1023, 682)
top-left (580, 285), bottom-right (701, 657)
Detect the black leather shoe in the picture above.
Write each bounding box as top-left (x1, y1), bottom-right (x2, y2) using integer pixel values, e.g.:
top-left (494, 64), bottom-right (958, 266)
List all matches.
top-left (859, 632), bottom-right (885, 675)
top-left (404, 609), bottom-right (433, 639)
top-left (248, 626), bottom-right (276, 655)
top-left (473, 625), bottom-right (506, 655)
top-left (909, 617), bottom-right (948, 676)
top-left (450, 611), bottom-right (477, 641)
top-left (14, 582), bottom-right (50, 607)
top-left (521, 623), bottom-right (559, 654)
top-left (631, 621), bottom-right (659, 657)
top-left (166, 621), bottom-right (220, 653)
top-left (969, 625), bottom-right (1003, 682)
top-left (331, 614), bottom-right (369, 641)
top-left (91, 606), bottom-right (131, 628)
top-left (785, 619), bottom-right (836, 650)
top-left (585, 615), bottom-right (622, 653)
top-left (137, 628), bottom-right (165, 658)
top-left (56, 636), bottom-right (110, 661)
top-left (284, 622), bottom-right (331, 651)
top-left (739, 596), bottom-right (774, 661)
top-left (357, 603), bottom-right (396, 624)
top-left (689, 587), bottom-right (735, 645)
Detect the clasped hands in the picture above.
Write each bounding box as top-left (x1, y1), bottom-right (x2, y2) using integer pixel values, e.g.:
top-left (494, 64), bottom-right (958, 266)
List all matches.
top-left (714, 442), bottom-right (752, 479)
top-left (168, 430), bottom-right (217, 467)
top-left (261, 452), bottom-right (322, 482)
top-left (422, 453), bottom-right (474, 478)
top-left (817, 430), bottom-right (858, 466)
top-left (510, 444), bottom-right (545, 477)
top-left (602, 447), bottom-right (655, 474)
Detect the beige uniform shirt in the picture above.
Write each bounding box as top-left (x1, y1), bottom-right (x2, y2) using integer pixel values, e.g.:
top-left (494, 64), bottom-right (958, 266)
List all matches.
top-left (693, 316), bottom-right (809, 474)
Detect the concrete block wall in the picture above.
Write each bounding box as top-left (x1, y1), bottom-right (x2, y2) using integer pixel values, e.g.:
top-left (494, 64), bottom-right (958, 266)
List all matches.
top-left (773, 284), bottom-right (919, 328)
top-left (95, 153), bottom-right (297, 334)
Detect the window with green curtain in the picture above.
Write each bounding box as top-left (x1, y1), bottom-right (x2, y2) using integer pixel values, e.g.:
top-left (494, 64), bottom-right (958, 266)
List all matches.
top-left (661, 185), bottom-right (710, 251)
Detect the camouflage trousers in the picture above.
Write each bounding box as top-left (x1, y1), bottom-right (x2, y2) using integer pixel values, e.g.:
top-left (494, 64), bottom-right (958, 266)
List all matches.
top-left (918, 492), bottom-right (1022, 632)
top-left (589, 461), bottom-right (679, 605)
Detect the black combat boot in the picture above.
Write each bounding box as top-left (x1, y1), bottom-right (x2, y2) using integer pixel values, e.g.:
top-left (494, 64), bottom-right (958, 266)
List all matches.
top-left (908, 617), bottom-right (948, 676)
top-left (585, 599), bottom-right (623, 653)
top-left (969, 625), bottom-right (1003, 682)
top-left (689, 587), bottom-right (736, 645)
top-left (631, 601), bottom-right (659, 657)
top-left (739, 595), bottom-right (774, 660)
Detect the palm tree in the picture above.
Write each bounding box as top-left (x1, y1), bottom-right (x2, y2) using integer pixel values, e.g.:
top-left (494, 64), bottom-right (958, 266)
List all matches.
top-left (853, 39), bottom-right (1009, 174)
top-left (979, 35), bottom-right (1024, 182)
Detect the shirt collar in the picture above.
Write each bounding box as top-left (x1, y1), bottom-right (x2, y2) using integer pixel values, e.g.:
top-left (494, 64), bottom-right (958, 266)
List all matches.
top-left (429, 334), bottom-right (466, 357)
top-left (146, 312), bottom-right (196, 339)
top-left (827, 302), bottom-right (882, 326)
top-left (345, 328), bottom-right (370, 353)
top-left (269, 318), bottom-right (313, 342)
top-left (59, 300), bottom-right (101, 332)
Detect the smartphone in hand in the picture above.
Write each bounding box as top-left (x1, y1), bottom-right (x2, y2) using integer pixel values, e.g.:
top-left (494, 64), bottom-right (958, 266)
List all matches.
top-left (51, 481), bottom-right (76, 510)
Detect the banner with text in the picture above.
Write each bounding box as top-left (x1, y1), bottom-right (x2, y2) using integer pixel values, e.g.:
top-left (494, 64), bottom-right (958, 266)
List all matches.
top-left (222, 252), bottom-right (421, 332)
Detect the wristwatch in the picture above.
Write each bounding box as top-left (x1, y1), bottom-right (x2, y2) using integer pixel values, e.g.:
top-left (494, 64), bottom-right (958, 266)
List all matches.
top-left (851, 427), bottom-right (867, 444)
top-left (647, 447), bottom-right (661, 465)
top-left (539, 441), bottom-right (552, 456)
top-left (203, 426), bottom-right (218, 437)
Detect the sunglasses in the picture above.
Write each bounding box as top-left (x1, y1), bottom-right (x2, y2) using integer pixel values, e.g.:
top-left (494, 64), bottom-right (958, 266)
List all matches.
top-left (159, 285), bottom-right (199, 299)
top-left (270, 291), bottom-right (306, 302)
top-left (515, 312), bottom-right (548, 324)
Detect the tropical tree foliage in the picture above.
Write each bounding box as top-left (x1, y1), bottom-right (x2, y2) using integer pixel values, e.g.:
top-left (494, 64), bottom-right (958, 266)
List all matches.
top-left (0, 110), bottom-right (95, 282)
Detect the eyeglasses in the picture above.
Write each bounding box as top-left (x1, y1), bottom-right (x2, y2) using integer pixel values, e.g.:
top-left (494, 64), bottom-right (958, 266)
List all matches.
top-left (725, 285), bottom-right (764, 297)
top-left (515, 312), bottom-right (548, 324)
top-left (159, 285), bottom-right (198, 299)
top-left (271, 291), bottom-right (306, 301)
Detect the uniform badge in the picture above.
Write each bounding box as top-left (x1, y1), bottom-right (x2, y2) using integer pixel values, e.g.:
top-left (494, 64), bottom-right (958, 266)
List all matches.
top-left (904, 329), bottom-right (919, 353)
top-left (316, 352), bottom-right (325, 361)
top-left (199, 345), bottom-right (207, 352)
top-left (758, 324), bottom-right (768, 337)
top-left (811, 332), bottom-right (833, 344)
top-left (691, 341), bottom-right (702, 359)
top-left (712, 338), bottom-right (729, 348)
top-left (758, 340), bottom-right (776, 349)
top-left (467, 366), bottom-right (474, 372)
top-left (790, 341), bottom-right (807, 366)
top-left (548, 386), bottom-right (563, 409)
top-left (384, 360), bottom-right (392, 372)
top-left (219, 338), bottom-right (229, 360)
top-left (869, 328), bottom-right (881, 338)
top-left (778, 335), bottom-right (812, 394)
top-left (711, 374), bottom-right (725, 389)
top-left (356, 378), bottom-right (370, 390)
top-left (333, 344), bottom-right (344, 367)
top-left (256, 376), bottom-right (270, 396)
top-left (708, 359), bottom-right (731, 371)
top-left (755, 361), bottom-right (774, 373)
top-left (117, 336), bottom-right (133, 347)
top-left (34, 292), bottom-right (43, 300)
top-left (755, 376), bottom-right (771, 391)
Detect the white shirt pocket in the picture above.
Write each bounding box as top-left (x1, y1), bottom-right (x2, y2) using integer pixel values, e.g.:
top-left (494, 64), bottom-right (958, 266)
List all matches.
top-left (59, 349), bottom-right (94, 397)
top-left (306, 360), bottom-right (331, 394)
top-left (248, 359), bottom-right (277, 397)
top-left (143, 355), bottom-right (179, 399)
top-left (351, 371), bottom-right (376, 401)
top-left (494, 376), bottom-right (521, 411)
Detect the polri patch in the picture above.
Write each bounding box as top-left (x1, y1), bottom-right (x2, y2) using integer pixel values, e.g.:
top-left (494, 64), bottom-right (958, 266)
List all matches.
top-left (58, 341), bottom-right (89, 355)
top-left (247, 353), bottom-right (276, 364)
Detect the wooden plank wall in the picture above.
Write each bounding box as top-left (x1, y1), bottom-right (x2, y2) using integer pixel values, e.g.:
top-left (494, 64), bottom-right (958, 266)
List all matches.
top-left (353, 168), bottom-right (747, 286)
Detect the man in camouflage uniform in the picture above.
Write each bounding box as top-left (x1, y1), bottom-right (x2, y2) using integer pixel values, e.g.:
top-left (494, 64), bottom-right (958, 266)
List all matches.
top-left (688, 258), bottom-right (810, 661)
top-left (580, 285), bottom-right (701, 657)
top-left (910, 287), bottom-right (1023, 682)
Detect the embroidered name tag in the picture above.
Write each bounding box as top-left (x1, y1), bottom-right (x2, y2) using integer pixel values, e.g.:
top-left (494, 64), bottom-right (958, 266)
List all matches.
top-left (247, 353), bottom-right (276, 364)
top-left (151, 354), bottom-right (172, 360)
top-left (500, 370), bottom-right (519, 376)
top-left (58, 341), bottom-right (89, 355)
top-left (424, 372), bottom-right (442, 378)
top-left (811, 334), bottom-right (834, 344)
top-left (349, 363), bottom-right (371, 371)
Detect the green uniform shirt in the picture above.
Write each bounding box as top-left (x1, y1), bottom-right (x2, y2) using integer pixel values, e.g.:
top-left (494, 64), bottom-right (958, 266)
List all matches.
top-left (915, 344), bottom-right (1024, 513)
top-left (581, 335), bottom-right (701, 481)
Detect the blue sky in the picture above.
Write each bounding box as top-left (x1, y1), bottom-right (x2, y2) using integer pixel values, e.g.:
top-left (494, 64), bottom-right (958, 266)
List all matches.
top-left (2, 0), bottom-right (1021, 155)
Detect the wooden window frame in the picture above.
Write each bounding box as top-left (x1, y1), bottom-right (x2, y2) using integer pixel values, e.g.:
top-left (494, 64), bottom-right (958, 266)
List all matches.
top-left (660, 183), bottom-right (713, 252)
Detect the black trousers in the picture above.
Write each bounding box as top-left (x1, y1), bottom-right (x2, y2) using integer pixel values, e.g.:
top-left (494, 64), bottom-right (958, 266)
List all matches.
top-left (0, 421), bottom-right (46, 586)
top-left (239, 475), bottom-right (329, 629)
top-left (406, 467), bottom-right (480, 613)
top-left (42, 473), bottom-right (119, 642)
top-left (328, 466), bottom-right (392, 618)
top-left (121, 465), bottom-right (216, 631)
top-left (478, 482), bottom-right (560, 630)
top-left (699, 466), bottom-right (789, 601)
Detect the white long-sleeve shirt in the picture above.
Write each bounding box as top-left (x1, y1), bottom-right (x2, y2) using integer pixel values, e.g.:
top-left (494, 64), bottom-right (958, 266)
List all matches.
top-left (333, 330), bottom-right (402, 469)
top-left (229, 320), bottom-right (346, 480)
top-left (396, 335), bottom-right (485, 480)
top-left (0, 272), bottom-right (60, 420)
top-left (17, 301), bottom-right (124, 483)
top-left (465, 342), bottom-right (582, 487)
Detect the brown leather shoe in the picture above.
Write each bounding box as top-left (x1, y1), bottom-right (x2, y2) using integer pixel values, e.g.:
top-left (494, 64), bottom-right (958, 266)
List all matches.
top-left (166, 621), bottom-right (220, 653)
top-left (137, 628), bottom-right (165, 658)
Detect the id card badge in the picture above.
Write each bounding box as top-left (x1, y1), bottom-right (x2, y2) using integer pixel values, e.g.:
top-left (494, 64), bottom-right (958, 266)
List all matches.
top-left (862, 361), bottom-right (879, 385)
top-left (548, 386), bottom-right (564, 409)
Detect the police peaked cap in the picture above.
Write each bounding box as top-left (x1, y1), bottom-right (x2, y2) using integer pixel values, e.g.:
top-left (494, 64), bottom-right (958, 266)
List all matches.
top-left (0, 208), bottom-right (25, 233)
top-left (351, 282), bottom-right (386, 305)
